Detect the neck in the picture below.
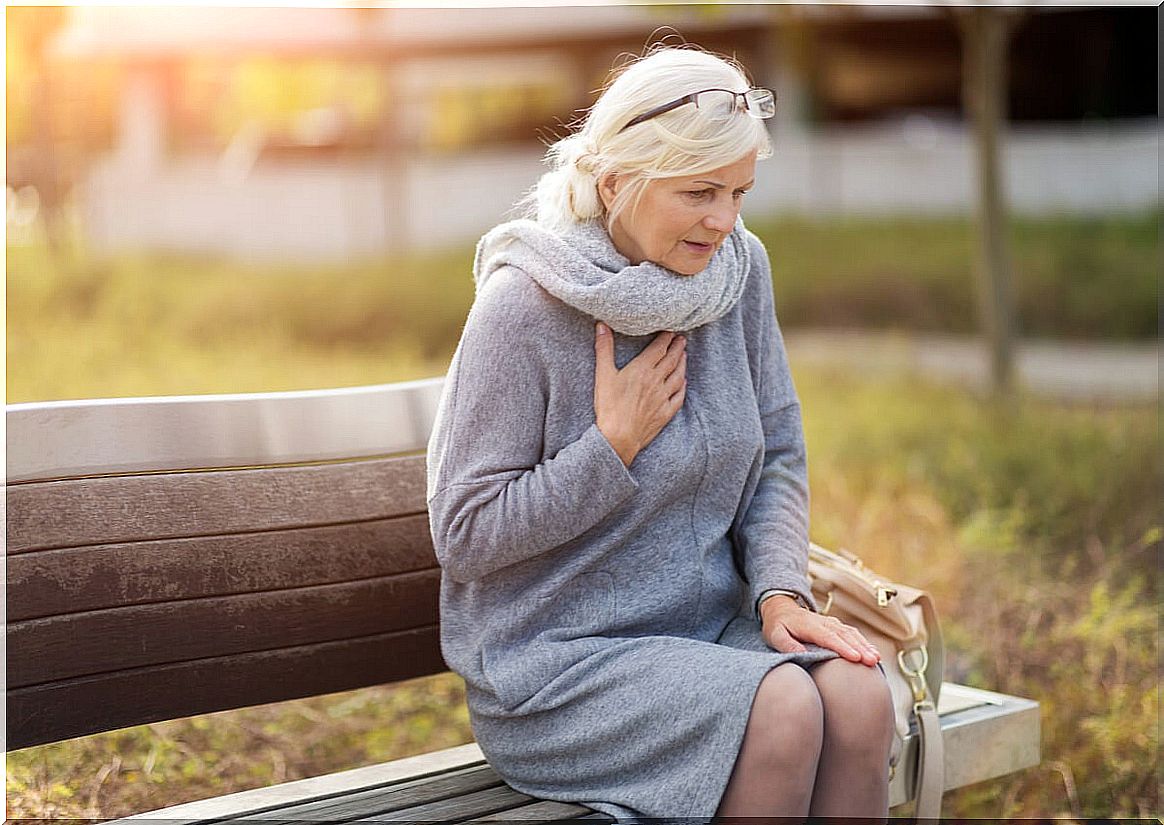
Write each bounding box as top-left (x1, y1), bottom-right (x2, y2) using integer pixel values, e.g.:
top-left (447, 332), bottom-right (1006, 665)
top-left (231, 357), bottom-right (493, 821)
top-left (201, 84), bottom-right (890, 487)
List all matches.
top-left (605, 216), bottom-right (645, 266)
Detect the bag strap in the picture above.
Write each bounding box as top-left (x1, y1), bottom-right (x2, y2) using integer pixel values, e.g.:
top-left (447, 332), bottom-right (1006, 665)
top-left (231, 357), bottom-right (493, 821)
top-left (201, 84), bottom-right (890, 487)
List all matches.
top-left (913, 700), bottom-right (944, 819)
top-left (899, 646), bottom-right (944, 818)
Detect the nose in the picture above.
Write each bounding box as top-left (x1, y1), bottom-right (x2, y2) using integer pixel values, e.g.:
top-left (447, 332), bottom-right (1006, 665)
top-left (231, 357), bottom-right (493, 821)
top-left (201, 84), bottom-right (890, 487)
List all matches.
top-left (702, 197), bottom-right (739, 234)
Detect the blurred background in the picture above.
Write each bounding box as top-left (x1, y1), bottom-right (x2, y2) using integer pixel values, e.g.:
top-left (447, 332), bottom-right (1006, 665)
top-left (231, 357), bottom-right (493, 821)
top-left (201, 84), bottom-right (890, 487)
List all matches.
top-left (6, 2), bottom-right (1159, 820)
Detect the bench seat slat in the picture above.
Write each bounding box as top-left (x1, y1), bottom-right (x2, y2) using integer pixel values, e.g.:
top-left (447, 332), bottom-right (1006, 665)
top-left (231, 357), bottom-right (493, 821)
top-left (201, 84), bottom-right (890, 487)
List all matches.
top-left (462, 799), bottom-right (604, 822)
top-left (9, 570), bottom-right (440, 687)
top-left (228, 765), bottom-right (503, 823)
top-left (7, 515), bottom-right (436, 621)
top-left (6, 455), bottom-right (428, 553)
top-left (7, 625), bottom-right (446, 750)
top-left (355, 784), bottom-right (536, 823)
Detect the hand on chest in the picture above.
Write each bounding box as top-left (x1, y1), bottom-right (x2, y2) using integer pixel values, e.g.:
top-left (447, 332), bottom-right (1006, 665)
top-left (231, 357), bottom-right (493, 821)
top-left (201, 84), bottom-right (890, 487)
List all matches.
top-left (545, 321), bottom-right (764, 490)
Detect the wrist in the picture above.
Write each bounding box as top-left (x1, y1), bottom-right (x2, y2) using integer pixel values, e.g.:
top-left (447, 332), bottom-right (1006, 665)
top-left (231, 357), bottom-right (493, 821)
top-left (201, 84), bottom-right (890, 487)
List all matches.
top-left (759, 593), bottom-right (803, 625)
top-left (597, 422), bottom-right (638, 467)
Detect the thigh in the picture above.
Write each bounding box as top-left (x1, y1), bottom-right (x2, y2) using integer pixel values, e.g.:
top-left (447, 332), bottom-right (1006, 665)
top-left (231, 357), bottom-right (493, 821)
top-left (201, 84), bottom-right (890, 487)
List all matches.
top-left (472, 635), bottom-right (828, 821)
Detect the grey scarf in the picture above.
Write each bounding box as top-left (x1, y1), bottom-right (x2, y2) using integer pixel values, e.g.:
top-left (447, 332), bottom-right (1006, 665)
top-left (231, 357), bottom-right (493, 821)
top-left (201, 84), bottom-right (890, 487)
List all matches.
top-left (473, 217), bottom-right (751, 336)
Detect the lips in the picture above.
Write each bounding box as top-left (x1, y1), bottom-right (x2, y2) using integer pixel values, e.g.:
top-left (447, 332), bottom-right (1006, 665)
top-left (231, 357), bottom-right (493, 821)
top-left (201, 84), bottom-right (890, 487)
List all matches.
top-left (683, 240), bottom-right (715, 253)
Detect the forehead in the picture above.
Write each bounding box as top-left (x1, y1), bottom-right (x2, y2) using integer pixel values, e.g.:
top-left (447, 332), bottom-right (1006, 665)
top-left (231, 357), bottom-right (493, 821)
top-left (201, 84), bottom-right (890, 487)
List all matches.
top-left (667, 152), bottom-right (757, 186)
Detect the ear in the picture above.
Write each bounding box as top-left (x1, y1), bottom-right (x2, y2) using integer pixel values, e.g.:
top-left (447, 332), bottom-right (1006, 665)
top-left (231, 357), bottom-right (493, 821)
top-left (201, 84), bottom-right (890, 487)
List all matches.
top-left (597, 172), bottom-right (620, 212)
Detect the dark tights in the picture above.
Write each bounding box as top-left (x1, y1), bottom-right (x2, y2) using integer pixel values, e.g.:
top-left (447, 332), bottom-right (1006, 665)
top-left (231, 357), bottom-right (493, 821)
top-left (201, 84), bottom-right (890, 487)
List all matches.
top-left (715, 657), bottom-right (895, 823)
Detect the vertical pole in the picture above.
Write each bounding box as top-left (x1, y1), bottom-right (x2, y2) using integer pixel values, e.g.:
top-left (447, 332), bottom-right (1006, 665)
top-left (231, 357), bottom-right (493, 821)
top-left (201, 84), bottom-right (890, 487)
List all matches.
top-left (961, 7), bottom-right (1018, 395)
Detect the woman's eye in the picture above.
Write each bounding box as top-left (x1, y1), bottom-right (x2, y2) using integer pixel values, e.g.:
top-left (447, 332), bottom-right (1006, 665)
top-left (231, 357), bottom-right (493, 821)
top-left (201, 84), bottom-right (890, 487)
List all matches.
top-left (733, 189), bottom-right (751, 200)
top-left (685, 189), bottom-right (712, 200)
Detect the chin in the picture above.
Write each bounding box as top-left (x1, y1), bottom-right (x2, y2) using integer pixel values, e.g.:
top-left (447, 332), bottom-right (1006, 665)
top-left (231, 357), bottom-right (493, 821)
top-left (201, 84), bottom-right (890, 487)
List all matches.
top-left (667, 256), bottom-right (710, 277)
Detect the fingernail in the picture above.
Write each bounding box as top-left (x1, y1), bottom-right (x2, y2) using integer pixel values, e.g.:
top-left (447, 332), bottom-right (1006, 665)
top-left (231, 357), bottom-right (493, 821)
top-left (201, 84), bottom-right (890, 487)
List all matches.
top-left (596, 321), bottom-right (608, 335)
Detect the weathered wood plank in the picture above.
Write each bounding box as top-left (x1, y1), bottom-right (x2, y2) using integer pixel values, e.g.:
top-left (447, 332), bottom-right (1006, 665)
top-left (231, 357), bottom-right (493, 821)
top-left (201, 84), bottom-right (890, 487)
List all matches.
top-left (6, 625), bottom-right (446, 750)
top-left (121, 744), bottom-right (491, 819)
top-left (463, 798), bottom-right (601, 821)
top-left (118, 744), bottom-right (488, 824)
top-left (7, 514), bottom-right (436, 621)
top-left (9, 569), bottom-right (440, 687)
top-left (355, 783), bottom-right (536, 822)
top-left (228, 764), bottom-right (504, 822)
top-left (6, 378), bottom-right (445, 483)
top-left (6, 454), bottom-right (428, 553)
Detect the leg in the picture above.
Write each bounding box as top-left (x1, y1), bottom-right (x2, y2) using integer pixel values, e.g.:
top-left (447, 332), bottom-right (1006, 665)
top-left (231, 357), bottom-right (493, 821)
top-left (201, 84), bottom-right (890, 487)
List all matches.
top-left (806, 658), bottom-right (895, 820)
top-left (715, 662), bottom-right (823, 820)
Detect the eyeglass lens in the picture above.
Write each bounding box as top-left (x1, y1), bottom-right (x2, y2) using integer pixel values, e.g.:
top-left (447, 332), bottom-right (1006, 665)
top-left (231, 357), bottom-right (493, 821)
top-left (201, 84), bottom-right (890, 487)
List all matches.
top-left (696, 91), bottom-right (745, 122)
top-left (695, 89), bottom-right (775, 122)
top-left (744, 88), bottom-right (776, 118)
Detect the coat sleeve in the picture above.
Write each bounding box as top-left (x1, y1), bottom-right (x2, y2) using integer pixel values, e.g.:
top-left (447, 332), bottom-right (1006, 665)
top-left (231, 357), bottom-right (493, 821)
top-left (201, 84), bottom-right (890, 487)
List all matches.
top-left (731, 236), bottom-right (818, 617)
top-left (426, 266), bottom-right (640, 584)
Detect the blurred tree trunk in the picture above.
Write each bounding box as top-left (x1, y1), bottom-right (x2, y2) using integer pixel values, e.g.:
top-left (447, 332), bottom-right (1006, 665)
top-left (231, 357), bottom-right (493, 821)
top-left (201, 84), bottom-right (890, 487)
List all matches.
top-left (955, 7), bottom-right (1026, 396)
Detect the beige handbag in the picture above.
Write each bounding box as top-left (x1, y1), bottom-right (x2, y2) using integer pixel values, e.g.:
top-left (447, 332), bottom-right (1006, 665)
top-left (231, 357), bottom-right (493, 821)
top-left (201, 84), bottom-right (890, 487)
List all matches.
top-left (807, 543), bottom-right (945, 818)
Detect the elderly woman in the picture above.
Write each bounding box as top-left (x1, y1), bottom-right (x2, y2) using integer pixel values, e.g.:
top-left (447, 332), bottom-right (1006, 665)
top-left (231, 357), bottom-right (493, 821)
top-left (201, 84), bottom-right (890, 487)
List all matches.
top-left (425, 46), bottom-right (895, 821)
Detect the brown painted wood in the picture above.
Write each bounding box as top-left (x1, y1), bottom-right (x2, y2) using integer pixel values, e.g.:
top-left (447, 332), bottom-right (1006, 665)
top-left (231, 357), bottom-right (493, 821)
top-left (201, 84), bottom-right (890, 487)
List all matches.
top-left (9, 569), bottom-right (440, 687)
top-left (6, 624), bottom-right (446, 751)
top-left (6, 454), bottom-right (428, 553)
top-left (7, 514), bottom-right (436, 621)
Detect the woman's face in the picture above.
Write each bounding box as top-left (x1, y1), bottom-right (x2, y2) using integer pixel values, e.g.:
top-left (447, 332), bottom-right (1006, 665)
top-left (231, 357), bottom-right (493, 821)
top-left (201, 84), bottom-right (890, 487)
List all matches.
top-left (600, 151), bottom-right (757, 276)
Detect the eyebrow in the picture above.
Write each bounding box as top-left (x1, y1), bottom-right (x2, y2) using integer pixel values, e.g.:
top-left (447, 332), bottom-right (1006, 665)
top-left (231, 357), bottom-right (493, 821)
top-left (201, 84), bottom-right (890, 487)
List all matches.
top-left (692, 179), bottom-right (756, 189)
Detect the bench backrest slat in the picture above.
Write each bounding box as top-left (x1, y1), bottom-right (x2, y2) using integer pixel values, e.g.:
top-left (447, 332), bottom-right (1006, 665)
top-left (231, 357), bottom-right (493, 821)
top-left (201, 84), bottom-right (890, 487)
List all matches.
top-left (7, 456), bottom-right (429, 553)
top-left (8, 514), bottom-right (434, 621)
top-left (9, 568), bottom-right (440, 686)
top-left (9, 626), bottom-right (445, 752)
top-left (7, 386), bottom-right (448, 751)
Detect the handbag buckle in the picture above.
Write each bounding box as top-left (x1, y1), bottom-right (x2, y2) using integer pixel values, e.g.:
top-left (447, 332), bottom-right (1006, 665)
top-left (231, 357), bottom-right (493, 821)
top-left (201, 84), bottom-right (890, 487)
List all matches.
top-left (876, 585), bottom-right (898, 607)
top-left (897, 647), bottom-right (930, 704)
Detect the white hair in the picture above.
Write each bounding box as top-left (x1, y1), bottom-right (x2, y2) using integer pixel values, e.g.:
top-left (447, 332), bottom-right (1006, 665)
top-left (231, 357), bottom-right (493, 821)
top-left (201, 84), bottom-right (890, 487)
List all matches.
top-left (525, 46), bottom-right (773, 232)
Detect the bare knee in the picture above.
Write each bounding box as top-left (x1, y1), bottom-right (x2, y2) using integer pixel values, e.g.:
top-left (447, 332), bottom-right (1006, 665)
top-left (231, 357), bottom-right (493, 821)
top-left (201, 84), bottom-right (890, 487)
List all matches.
top-left (811, 659), bottom-right (895, 756)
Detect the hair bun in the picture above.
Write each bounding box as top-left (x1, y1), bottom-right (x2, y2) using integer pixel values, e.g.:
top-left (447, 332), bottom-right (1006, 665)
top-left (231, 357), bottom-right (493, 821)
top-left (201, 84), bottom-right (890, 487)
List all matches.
top-left (573, 150), bottom-right (599, 176)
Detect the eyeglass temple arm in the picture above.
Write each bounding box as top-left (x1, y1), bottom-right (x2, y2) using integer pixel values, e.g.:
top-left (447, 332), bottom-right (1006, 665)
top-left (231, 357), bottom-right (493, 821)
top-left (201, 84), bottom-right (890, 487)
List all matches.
top-left (619, 93), bottom-right (699, 132)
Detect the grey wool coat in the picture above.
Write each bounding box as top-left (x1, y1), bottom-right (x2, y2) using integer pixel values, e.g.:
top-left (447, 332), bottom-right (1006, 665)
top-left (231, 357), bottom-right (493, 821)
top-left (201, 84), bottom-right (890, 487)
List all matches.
top-left (425, 219), bottom-right (837, 821)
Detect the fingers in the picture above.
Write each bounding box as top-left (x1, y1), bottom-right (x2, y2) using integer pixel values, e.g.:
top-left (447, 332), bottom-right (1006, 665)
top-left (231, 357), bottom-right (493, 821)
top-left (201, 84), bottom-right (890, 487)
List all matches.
top-left (641, 329), bottom-right (685, 369)
top-left (821, 619), bottom-right (880, 666)
top-left (593, 322), bottom-right (615, 381)
top-left (779, 613), bottom-right (881, 667)
top-left (763, 620), bottom-right (808, 655)
top-left (835, 628), bottom-right (880, 666)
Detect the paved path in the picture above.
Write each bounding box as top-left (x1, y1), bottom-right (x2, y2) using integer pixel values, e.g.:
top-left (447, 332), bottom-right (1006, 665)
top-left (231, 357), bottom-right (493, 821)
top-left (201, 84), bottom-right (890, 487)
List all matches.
top-left (783, 330), bottom-right (1159, 402)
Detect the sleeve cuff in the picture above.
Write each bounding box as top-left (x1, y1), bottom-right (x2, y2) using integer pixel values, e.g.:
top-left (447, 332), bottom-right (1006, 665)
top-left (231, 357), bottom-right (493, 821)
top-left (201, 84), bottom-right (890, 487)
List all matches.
top-left (583, 422), bottom-right (640, 503)
top-left (753, 579), bottom-right (819, 619)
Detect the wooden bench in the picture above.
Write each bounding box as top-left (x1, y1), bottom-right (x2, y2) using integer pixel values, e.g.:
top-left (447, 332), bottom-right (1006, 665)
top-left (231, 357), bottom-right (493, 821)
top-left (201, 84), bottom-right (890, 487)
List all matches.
top-left (6, 378), bottom-right (1041, 821)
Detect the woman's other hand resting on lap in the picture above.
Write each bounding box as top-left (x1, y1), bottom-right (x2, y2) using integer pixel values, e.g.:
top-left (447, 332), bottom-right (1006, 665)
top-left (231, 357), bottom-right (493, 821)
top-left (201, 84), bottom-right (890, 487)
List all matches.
top-left (761, 595), bottom-right (882, 667)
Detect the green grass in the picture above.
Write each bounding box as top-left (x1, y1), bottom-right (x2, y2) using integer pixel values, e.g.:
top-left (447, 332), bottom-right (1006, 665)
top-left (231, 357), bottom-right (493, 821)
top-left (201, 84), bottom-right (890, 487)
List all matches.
top-left (6, 213), bottom-right (1160, 818)
top-left (750, 210), bottom-right (1159, 340)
